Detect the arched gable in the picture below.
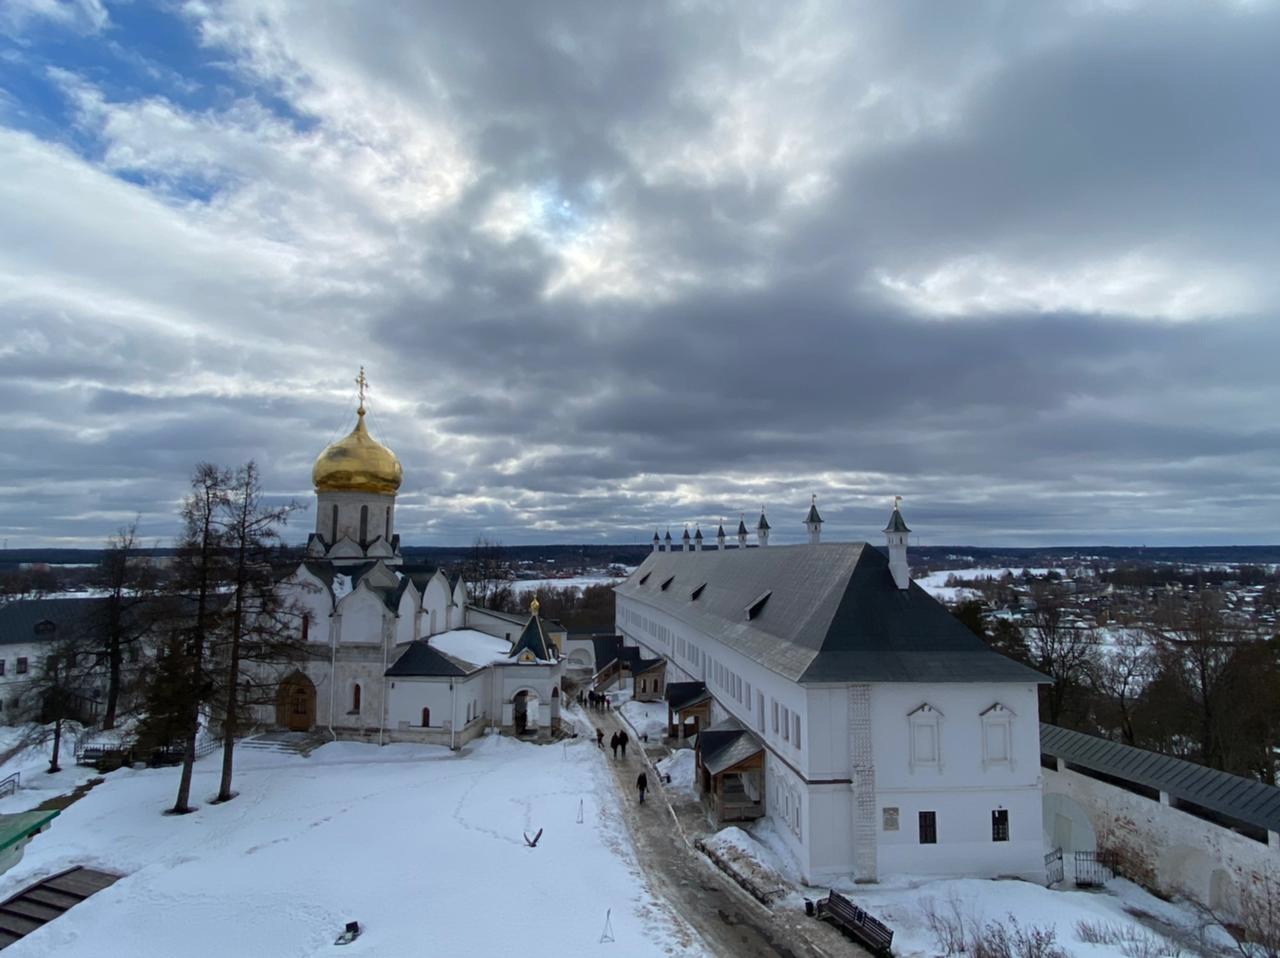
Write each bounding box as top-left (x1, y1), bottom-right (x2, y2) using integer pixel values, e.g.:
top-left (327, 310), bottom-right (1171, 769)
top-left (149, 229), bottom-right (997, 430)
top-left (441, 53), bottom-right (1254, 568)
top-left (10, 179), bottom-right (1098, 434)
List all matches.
top-left (421, 571), bottom-right (452, 635)
top-left (277, 564), bottom-right (334, 646)
top-left (337, 584), bottom-right (389, 644)
top-left (396, 580), bottom-right (419, 645)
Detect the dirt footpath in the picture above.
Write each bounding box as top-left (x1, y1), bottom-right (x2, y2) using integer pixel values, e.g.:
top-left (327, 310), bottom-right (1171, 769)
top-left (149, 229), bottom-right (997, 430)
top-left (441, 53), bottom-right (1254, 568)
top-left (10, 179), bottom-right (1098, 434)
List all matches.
top-left (587, 708), bottom-right (861, 958)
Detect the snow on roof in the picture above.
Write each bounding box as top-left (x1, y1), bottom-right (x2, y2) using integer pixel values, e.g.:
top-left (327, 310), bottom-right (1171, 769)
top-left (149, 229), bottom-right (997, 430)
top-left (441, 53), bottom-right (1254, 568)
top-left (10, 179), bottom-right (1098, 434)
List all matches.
top-left (429, 629), bottom-right (512, 668)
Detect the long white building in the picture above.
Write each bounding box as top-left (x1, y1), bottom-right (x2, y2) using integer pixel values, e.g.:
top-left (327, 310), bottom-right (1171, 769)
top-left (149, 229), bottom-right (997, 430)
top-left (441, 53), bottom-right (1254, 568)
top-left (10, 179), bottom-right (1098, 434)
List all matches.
top-left (614, 504), bottom-right (1048, 883)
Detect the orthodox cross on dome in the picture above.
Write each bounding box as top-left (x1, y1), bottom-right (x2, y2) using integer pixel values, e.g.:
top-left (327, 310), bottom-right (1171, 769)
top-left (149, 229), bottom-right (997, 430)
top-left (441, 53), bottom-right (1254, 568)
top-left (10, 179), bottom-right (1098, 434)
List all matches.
top-left (355, 366), bottom-right (369, 415)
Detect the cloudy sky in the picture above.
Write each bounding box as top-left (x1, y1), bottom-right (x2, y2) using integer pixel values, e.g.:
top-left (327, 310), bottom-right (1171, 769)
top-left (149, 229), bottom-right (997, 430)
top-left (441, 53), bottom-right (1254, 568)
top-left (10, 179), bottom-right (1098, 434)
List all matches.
top-left (1, 0), bottom-right (1278, 549)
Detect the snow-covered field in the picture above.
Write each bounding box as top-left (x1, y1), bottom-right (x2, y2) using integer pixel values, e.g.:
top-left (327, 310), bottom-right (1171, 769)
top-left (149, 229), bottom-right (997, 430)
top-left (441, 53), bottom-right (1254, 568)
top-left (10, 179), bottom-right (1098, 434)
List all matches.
top-left (0, 729), bottom-right (705, 957)
top-left (513, 574), bottom-right (626, 594)
top-left (916, 567), bottom-right (1067, 604)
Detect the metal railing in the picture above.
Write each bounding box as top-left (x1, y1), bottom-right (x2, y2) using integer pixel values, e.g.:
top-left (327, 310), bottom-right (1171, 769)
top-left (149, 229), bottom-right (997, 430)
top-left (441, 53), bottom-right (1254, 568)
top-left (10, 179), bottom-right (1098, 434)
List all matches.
top-left (0, 772), bottom-right (20, 798)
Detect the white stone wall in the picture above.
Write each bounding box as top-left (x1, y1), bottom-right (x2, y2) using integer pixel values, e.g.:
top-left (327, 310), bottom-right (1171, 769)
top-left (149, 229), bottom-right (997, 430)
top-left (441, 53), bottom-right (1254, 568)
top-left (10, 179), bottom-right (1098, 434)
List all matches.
top-left (314, 489), bottom-right (396, 549)
top-left (1044, 763), bottom-right (1276, 914)
top-left (387, 670), bottom-right (488, 734)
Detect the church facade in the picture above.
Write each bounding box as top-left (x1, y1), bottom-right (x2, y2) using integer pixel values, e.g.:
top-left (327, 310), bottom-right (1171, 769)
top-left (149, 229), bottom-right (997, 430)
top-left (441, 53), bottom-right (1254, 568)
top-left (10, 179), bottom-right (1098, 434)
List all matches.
top-left (253, 375), bottom-right (564, 746)
top-left (614, 503), bottom-right (1048, 884)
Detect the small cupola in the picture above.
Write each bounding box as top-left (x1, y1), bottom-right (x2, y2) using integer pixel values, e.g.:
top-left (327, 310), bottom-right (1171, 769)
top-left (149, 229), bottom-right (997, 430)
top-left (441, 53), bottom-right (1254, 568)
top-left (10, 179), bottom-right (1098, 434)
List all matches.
top-left (804, 494), bottom-right (824, 545)
top-left (756, 508), bottom-right (770, 547)
top-left (884, 496), bottom-right (911, 590)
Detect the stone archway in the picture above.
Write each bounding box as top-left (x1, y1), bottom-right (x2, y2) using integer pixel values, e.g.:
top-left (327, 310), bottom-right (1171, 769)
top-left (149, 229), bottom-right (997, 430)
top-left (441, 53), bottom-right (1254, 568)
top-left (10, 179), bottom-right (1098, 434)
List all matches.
top-left (512, 689), bottom-right (540, 736)
top-left (276, 672), bottom-right (316, 732)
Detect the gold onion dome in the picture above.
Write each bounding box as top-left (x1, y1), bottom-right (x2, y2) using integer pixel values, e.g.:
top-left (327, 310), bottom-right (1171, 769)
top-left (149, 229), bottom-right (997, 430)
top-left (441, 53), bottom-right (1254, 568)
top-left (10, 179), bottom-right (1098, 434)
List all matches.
top-left (312, 407), bottom-right (403, 495)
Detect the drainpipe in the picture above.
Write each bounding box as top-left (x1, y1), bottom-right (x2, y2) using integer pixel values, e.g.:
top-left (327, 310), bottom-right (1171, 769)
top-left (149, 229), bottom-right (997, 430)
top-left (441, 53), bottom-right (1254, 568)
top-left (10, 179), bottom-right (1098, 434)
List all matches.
top-left (326, 612), bottom-right (338, 742)
top-left (379, 620), bottom-right (389, 747)
top-left (450, 678), bottom-right (457, 751)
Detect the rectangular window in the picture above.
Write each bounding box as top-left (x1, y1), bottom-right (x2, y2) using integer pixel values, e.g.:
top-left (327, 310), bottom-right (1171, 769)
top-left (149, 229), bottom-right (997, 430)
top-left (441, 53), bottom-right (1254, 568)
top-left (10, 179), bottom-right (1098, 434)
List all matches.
top-left (772, 700), bottom-right (779, 733)
top-left (919, 811), bottom-right (937, 844)
top-left (781, 706), bottom-right (790, 742)
top-left (992, 809), bottom-right (1009, 842)
top-left (757, 691), bottom-right (765, 730)
top-left (0, 660), bottom-right (5, 676)
top-left (17, 658), bottom-right (27, 675)
top-left (793, 714), bottom-right (801, 750)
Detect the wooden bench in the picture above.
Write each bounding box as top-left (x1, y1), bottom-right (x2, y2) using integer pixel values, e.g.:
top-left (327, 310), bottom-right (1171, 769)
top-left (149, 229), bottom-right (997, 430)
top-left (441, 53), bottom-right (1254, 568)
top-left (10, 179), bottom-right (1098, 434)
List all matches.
top-left (814, 889), bottom-right (893, 955)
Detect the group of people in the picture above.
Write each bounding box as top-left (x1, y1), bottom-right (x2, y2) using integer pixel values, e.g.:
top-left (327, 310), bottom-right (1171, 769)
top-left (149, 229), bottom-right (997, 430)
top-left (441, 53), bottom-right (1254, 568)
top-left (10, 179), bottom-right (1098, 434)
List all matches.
top-left (590, 726), bottom-right (647, 803)
top-left (581, 690), bottom-right (612, 711)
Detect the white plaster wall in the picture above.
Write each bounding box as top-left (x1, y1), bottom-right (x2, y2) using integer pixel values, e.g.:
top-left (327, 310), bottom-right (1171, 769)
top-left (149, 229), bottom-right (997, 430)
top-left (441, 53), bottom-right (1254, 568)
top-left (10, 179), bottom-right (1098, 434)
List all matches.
top-left (420, 574), bottom-right (452, 636)
top-left (387, 671), bottom-right (487, 730)
top-left (1044, 765), bottom-right (1275, 914)
top-left (335, 588), bottom-right (390, 645)
top-left (395, 586), bottom-right (419, 645)
top-left (277, 567), bottom-right (334, 648)
top-left (314, 489), bottom-right (396, 546)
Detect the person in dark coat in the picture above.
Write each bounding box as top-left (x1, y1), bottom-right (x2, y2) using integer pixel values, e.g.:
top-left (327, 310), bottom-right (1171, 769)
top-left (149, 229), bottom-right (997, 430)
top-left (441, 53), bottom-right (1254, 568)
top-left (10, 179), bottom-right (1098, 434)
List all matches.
top-left (618, 729), bottom-right (629, 758)
top-left (610, 731), bottom-right (620, 759)
top-left (596, 728), bottom-right (604, 748)
top-left (636, 771), bottom-right (648, 804)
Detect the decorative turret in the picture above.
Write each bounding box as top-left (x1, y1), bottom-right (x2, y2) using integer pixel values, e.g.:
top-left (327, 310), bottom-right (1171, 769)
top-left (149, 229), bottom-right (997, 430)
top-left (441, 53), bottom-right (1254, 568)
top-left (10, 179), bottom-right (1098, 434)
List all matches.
top-left (884, 496), bottom-right (911, 590)
top-left (737, 514), bottom-right (749, 548)
top-left (757, 508), bottom-right (770, 547)
top-left (663, 528), bottom-right (673, 552)
top-left (804, 494), bottom-right (824, 545)
top-left (716, 523), bottom-right (726, 549)
top-left (652, 530), bottom-right (660, 553)
top-left (681, 527), bottom-right (691, 552)
top-left (694, 525), bottom-right (703, 552)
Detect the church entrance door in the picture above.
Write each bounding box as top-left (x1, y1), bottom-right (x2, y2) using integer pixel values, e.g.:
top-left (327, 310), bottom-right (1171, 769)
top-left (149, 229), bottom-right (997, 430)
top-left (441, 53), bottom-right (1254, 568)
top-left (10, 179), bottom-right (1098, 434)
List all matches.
top-left (276, 673), bottom-right (316, 732)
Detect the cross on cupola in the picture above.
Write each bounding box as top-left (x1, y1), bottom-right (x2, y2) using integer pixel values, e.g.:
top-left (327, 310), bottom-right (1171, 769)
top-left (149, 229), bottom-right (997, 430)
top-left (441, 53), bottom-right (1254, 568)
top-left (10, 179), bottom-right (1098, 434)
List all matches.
top-left (355, 366), bottom-right (369, 415)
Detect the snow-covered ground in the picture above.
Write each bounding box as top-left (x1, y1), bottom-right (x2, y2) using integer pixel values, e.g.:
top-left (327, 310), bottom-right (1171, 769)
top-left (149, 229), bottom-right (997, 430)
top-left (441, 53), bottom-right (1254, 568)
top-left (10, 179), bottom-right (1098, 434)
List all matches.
top-left (0, 730), bottom-right (705, 957)
top-left (513, 574), bottom-right (627, 594)
top-left (916, 567), bottom-right (1068, 604)
top-left (617, 693), bottom-right (668, 742)
top-left (428, 628), bottom-right (514, 666)
top-left (655, 751), bottom-right (696, 799)
top-left (701, 820), bottom-right (1231, 958)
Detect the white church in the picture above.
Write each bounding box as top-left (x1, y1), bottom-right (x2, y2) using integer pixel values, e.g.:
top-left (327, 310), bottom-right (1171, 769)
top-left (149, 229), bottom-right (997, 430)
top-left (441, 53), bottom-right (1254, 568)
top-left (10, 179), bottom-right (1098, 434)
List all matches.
top-left (614, 500), bottom-right (1049, 885)
top-left (254, 373), bottom-right (564, 746)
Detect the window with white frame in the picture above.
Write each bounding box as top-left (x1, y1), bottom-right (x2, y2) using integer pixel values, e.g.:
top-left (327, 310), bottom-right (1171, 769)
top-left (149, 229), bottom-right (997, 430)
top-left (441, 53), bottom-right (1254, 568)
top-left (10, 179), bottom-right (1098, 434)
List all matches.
top-left (980, 703), bottom-right (1015, 769)
top-left (908, 703), bottom-right (943, 772)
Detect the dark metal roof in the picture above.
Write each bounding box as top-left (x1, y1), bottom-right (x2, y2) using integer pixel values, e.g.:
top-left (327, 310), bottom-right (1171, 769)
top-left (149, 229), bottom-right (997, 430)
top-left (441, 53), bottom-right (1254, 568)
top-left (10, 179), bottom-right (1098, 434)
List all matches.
top-left (0, 597), bottom-right (105, 646)
top-left (631, 657), bottom-right (665, 675)
top-left (617, 543), bottom-right (1045, 685)
top-left (665, 681), bottom-right (707, 711)
top-left (1041, 723), bottom-right (1280, 834)
top-left (737, 518), bottom-right (748, 535)
top-left (757, 512), bottom-right (770, 531)
top-left (510, 614), bottom-right (555, 661)
top-left (386, 640), bottom-right (477, 678)
top-left (884, 508), bottom-right (910, 534)
top-left (589, 634), bottom-right (623, 671)
top-left (696, 718), bottom-right (763, 776)
top-left (805, 501), bottom-right (823, 525)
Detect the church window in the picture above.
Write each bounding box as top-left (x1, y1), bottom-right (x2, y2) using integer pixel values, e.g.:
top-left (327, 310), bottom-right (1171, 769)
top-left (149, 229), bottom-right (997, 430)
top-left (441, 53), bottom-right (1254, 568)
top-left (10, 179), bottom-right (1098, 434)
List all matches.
top-left (793, 714), bottom-right (801, 750)
top-left (552, 686), bottom-right (559, 698)
top-left (359, 505), bottom-right (369, 543)
top-left (385, 506), bottom-right (391, 538)
top-left (421, 707), bottom-right (430, 727)
top-left (991, 809), bottom-right (1010, 842)
top-left (771, 700), bottom-right (778, 733)
top-left (919, 811), bottom-right (937, 844)
top-left (908, 703), bottom-right (943, 772)
top-left (351, 683), bottom-right (362, 714)
top-left (301, 613), bottom-right (310, 642)
top-left (331, 504), bottom-right (338, 542)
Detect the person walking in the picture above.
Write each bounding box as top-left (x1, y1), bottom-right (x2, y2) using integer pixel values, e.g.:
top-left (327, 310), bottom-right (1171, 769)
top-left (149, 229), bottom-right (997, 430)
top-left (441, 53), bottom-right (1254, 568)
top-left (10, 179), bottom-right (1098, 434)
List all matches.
top-left (618, 729), bottom-right (629, 758)
top-left (596, 728), bottom-right (604, 749)
top-left (636, 771), bottom-right (648, 804)
top-left (610, 731), bottom-right (620, 759)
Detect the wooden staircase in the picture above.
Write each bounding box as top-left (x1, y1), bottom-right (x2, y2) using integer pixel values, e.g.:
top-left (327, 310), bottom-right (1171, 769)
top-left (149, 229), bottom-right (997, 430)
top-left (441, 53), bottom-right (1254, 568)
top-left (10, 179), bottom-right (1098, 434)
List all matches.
top-left (0, 867), bottom-right (121, 950)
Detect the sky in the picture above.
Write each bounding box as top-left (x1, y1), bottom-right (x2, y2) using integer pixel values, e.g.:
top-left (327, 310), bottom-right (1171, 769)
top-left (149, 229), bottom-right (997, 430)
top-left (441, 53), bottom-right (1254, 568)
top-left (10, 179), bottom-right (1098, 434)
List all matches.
top-left (1, 0), bottom-right (1278, 550)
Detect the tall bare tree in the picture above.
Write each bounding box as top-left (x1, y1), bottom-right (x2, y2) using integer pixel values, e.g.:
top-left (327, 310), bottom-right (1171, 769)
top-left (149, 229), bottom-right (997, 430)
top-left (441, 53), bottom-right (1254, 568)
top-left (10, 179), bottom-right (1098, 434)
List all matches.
top-left (464, 536), bottom-right (512, 610)
top-left (1086, 628), bottom-right (1153, 745)
top-left (212, 462), bottom-right (301, 804)
top-left (93, 520), bottom-right (159, 729)
top-left (1026, 583), bottom-right (1096, 725)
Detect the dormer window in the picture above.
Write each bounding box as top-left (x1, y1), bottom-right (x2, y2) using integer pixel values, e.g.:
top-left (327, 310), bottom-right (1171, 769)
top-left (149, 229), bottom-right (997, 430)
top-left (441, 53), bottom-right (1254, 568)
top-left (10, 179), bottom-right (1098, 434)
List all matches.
top-left (746, 591), bottom-right (771, 620)
top-left (690, 583), bottom-right (706, 601)
top-left (660, 576), bottom-right (674, 591)
top-left (639, 572), bottom-right (651, 585)
top-left (908, 703), bottom-right (943, 772)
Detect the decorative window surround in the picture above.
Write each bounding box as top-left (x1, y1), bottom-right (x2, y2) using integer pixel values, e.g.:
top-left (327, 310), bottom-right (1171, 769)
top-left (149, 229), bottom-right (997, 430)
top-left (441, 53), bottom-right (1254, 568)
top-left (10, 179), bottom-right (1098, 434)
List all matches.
top-left (908, 702), bottom-right (944, 773)
top-left (980, 702), bottom-right (1015, 770)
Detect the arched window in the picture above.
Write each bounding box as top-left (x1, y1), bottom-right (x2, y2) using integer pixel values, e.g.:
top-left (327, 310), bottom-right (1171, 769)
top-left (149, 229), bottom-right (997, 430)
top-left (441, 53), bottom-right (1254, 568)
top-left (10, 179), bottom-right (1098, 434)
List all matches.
top-left (421, 707), bottom-right (430, 727)
top-left (359, 505), bottom-right (369, 543)
top-left (301, 613), bottom-right (310, 642)
top-left (551, 686), bottom-right (560, 699)
top-left (351, 683), bottom-right (362, 714)
top-left (330, 504), bottom-right (338, 542)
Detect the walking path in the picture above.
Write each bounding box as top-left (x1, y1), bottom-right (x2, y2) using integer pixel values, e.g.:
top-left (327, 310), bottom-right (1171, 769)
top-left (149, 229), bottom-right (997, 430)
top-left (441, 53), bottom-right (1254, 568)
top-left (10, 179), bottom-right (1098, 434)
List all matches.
top-left (582, 706), bottom-right (859, 958)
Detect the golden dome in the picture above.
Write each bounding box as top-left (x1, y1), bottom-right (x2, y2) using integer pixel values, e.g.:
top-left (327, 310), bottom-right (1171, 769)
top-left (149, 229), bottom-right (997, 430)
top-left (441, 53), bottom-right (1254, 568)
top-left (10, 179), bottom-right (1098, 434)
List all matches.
top-left (312, 409), bottom-right (403, 495)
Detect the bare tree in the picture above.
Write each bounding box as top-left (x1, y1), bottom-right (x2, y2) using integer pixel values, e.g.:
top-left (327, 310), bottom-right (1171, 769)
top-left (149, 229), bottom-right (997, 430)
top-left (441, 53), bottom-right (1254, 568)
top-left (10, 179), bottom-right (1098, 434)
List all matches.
top-left (211, 461), bottom-right (301, 804)
top-left (1026, 584), bottom-right (1095, 725)
top-left (1086, 628), bottom-right (1153, 745)
top-left (22, 621), bottom-right (97, 774)
top-left (92, 520), bottom-right (159, 729)
top-left (464, 537), bottom-right (512, 610)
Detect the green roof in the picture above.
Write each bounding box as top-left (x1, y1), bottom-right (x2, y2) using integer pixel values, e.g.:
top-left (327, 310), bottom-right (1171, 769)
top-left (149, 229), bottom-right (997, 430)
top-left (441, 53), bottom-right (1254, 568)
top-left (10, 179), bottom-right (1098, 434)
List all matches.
top-left (0, 810), bottom-right (59, 853)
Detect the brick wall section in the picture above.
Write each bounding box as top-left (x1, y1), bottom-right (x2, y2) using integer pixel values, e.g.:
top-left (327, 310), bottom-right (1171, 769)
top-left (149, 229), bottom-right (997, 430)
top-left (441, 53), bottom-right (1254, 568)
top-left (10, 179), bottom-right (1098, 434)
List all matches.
top-left (849, 684), bottom-right (878, 882)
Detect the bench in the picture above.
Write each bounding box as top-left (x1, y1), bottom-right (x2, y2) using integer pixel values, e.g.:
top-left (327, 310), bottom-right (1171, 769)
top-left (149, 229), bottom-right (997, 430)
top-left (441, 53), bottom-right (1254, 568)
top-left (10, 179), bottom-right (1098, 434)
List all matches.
top-left (814, 889), bottom-right (893, 955)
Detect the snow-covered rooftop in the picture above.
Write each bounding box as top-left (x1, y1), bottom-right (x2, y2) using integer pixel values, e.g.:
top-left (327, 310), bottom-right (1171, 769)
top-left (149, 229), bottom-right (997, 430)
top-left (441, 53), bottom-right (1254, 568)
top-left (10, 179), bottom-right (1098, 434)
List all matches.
top-left (429, 628), bottom-right (513, 668)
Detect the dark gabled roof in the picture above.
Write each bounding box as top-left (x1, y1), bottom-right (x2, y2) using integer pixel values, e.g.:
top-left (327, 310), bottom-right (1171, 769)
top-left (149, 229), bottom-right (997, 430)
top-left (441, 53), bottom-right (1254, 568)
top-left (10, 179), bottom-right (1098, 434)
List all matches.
top-left (510, 614), bottom-right (555, 662)
top-left (590, 635), bottom-right (623, 670)
top-left (0, 597), bottom-right (106, 646)
top-left (717, 524), bottom-right (726, 538)
top-left (386, 640), bottom-right (477, 678)
top-left (1040, 723), bottom-right (1280, 835)
top-left (805, 500), bottom-right (823, 525)
top-left (696, 718), bottom-right (763, 776)
top-left (884, 507), bottom-right (910, 534)
top-left (301, 561), bottom-right (337, 588)
top-left (631, 657), bottom-right (665, 676)
top-left (737, 517), bottom-right (748, 535)
top-left (617, 543), bottom-right (1046, 685)
top-left (664, 530), bottom-right (673, 542)
top-left (694, 527), bottom-right (703, 541)
top-left (666, 681), bottom-right (710, 711)
top-left (757, 512), bottom-right (770, 531)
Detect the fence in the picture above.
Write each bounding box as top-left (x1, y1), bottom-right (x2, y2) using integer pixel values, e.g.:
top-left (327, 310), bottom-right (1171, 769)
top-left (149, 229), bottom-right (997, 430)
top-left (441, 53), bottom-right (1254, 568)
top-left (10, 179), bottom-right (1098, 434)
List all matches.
top-left (1073, 850), bottom-right (1117, 887)
top-left (1045, 847), bottom-right (1064, 885)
